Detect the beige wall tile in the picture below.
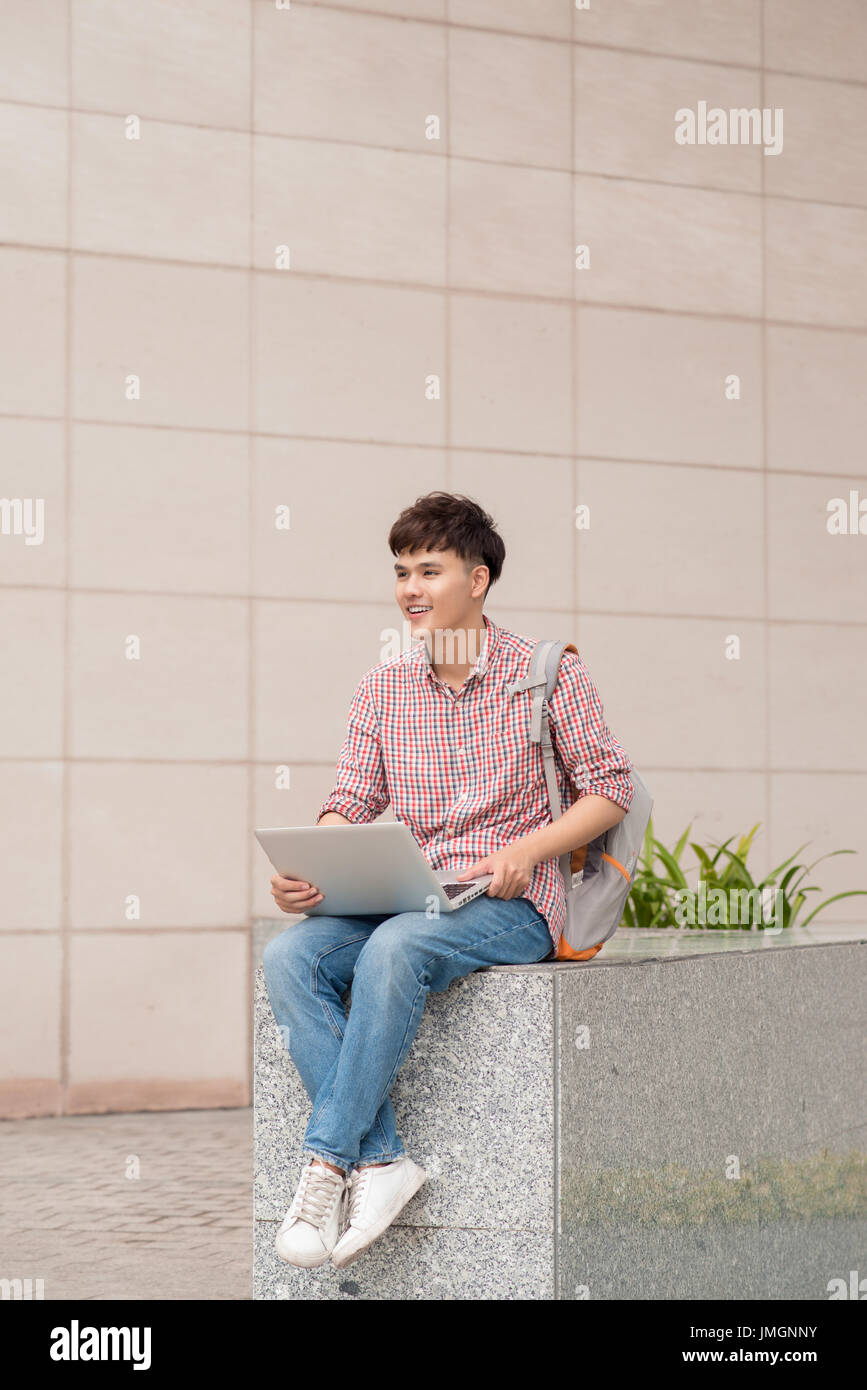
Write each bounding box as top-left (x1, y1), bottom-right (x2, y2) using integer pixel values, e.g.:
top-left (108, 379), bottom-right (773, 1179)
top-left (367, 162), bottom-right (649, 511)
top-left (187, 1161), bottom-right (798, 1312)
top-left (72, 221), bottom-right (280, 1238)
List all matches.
top-left (767, 326), bottom-right (867, 476)
top-left (768, 623), bottom-right (867, 770)
top-left (0, 419), bottom-right (65, 586)
top-left (72, 0), bottom-right (251, 126)
top-left (72, 114), bottom-right (249, 264)
top-left (255, 5), bottom-right (446, 150)
top-left (68, 931), bottom-right (247, 1084)
top-left (764, 0), bottom-right (867, 83)
top-left (763, 74), bottom-right (867, 208)
top-left (769, 773), bottom-right (867, 921)
top-left (449, 294), bottom-right (572, 453)
top-left (68, 592), bottom-right (248, 759)
top-left (0, 935), bottom-right (60, 1080)
top-left (254, 599), bottom-right (399, 763)
top-left (635, 770), bottom-right (771, 881)
top-left (254, 136), bottom-right (446, 283)
top-left (71, 256), bottom-right (248, 429)
top-left (0, 249), bottom-right (65, 417)
top-left (0, 0), bottom-right (68, 104)
top-left (449, 159), bottom-right (571, 296)
top-left (70, 424), bottom-right (249, 594)
top-left (0, 102), bottom-right (67, 247)
top-left (68, 763), bottom-right (248, 928)
top-left (573, 0), bottom-right (761, 65)
top-left (254, 275), bottom-right (445, 443)
top-left (252, 438), bottom-right (445, 600)
top-left (0, 763), bottom-right (63, 930)
top-left (575, 614), bottom-right (767, 771)
top-left (578, 459), bottom-right (764, 617)
top-left (574, 47), bottom-right (762, 191)
top-left (574, 174), bottom-right (762, 316)
top-left (449, 450), bottom-right (575, 609)
top-left (577, 306), bottom-right (762, 468)
top-left (0, 590), bottom-right (64, 757)
top-left (766, 199), bottom-right (867, 329)
top-left (307, 0), bottom-right (445, 15)
top-left (449, 27), bottom-right (572, 167)
top-left (451, 0), bottom-right (569, 39)
top-left (767, 473), bottom-right (867, 623)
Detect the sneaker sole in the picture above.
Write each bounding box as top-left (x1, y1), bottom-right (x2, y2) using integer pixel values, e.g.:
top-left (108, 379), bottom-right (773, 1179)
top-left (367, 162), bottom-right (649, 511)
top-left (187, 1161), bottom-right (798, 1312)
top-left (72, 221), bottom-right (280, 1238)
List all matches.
top-left (330, 1166), bottom-right (426, 1269)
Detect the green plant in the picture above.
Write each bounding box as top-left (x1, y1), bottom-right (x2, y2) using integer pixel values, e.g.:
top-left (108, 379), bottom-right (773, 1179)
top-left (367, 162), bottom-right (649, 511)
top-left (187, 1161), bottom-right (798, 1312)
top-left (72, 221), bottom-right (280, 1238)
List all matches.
top-left (620, 818), bottom-right (867, 931)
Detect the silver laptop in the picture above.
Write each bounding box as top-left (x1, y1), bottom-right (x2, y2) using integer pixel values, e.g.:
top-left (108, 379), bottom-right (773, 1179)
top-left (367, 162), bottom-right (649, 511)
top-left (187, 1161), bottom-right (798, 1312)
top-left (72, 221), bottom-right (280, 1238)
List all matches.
top-left (254, 822), bottom-right (494, 916)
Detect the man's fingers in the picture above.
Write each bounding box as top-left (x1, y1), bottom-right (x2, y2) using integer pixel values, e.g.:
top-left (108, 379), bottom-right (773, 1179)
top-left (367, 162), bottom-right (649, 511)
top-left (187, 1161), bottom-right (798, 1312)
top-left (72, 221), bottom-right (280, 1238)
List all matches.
top-left (271, 888), bottom-right (323, 908)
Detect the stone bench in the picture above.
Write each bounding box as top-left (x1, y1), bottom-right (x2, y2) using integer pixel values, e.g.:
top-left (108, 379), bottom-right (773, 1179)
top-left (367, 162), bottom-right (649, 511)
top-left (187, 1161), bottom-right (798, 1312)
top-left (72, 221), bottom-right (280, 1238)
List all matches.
top-left (252, 920), bottom-right (867, 1300)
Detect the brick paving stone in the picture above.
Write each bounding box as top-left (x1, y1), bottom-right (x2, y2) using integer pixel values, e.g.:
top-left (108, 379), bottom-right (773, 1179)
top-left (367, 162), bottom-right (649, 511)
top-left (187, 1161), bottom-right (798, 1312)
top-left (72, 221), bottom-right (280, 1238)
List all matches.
top-left (0, 1108), bottom-right (252, 1301)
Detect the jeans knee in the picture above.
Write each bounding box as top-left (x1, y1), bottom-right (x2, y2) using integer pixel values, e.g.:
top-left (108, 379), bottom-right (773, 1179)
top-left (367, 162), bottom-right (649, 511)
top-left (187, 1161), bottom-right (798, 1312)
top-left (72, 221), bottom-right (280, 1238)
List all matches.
top-left (353, 925), bottom-right (424, 988)
top-left (262, 927), bottom-right (308, 990)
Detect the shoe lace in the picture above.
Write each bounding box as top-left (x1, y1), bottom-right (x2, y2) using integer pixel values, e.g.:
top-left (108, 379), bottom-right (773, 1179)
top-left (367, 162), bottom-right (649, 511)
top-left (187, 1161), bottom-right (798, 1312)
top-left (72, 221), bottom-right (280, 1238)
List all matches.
top-left (289, 1163), bottom-right (346, 1231)
top-left (345, 1166), bottom-right (373, 1225)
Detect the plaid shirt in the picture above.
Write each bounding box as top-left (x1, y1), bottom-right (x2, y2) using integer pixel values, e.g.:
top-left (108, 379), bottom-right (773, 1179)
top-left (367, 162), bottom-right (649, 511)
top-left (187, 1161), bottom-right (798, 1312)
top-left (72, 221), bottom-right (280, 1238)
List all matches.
top-left (316, 613), bottom-right (634, 952)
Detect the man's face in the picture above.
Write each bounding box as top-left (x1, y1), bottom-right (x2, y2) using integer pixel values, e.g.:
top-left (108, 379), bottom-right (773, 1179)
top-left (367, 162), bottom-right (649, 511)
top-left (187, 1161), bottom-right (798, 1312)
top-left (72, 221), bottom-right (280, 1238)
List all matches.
top-left (394, 547), bottom-right (486, 638)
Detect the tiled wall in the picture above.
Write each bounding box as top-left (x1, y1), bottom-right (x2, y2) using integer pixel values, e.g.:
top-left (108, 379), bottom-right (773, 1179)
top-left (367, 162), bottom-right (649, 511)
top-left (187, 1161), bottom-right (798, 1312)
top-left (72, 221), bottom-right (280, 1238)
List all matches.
top-left (1, 0), bottom-right (866, 1117)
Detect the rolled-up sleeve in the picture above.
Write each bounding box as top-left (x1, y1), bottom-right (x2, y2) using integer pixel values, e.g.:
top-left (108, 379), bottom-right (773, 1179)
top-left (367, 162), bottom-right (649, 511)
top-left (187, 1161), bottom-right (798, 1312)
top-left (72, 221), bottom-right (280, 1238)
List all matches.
top-left (546, 651), bottom-right (634, 812)
top-left (316, 675), bottom-right (390, 824)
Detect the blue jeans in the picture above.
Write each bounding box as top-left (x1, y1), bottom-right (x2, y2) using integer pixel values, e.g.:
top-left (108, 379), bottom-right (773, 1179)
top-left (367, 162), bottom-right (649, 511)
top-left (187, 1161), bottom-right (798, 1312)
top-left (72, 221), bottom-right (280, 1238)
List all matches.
top-left (262, 894), bottom-right (553, 1174)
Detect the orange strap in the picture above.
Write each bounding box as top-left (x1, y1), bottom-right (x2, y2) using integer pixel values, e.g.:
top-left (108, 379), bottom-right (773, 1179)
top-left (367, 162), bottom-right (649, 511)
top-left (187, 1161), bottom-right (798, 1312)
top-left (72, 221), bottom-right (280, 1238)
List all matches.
top-left (601, 851), bottom-right (631, 882)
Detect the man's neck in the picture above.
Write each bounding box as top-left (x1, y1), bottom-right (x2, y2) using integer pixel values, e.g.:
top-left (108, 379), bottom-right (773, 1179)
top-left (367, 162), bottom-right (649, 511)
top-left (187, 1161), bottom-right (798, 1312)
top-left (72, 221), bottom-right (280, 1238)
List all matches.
top-left (426, 615), bottom-right (487, 685)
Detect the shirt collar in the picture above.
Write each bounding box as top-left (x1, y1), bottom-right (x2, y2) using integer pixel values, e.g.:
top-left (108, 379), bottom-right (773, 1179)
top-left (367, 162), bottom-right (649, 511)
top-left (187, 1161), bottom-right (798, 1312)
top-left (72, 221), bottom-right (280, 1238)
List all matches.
top-left (412, 612), bottom-right (500, 687)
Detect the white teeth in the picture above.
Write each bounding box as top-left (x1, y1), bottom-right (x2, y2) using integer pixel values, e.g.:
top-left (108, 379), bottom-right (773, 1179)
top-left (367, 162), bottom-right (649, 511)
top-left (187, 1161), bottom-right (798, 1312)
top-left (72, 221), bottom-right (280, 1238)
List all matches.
top-left (408, 606), bottom-right (431, 613)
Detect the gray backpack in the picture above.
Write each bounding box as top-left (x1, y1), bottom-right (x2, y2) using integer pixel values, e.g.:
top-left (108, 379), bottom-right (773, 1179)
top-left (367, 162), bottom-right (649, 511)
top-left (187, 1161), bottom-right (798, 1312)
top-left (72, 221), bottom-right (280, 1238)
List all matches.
top-left (506, 640), bottom-right (653, 960)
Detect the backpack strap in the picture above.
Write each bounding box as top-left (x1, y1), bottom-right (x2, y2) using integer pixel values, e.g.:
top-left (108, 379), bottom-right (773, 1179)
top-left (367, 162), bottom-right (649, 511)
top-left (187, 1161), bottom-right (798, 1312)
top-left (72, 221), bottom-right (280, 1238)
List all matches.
top-left (505, 640), bottom-right (580, 886)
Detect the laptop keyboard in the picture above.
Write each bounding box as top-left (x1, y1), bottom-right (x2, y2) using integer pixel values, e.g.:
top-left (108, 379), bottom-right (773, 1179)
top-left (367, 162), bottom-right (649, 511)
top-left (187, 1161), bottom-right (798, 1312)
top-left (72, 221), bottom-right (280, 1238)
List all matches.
top-left (441, 881), bottom-right (477, 899)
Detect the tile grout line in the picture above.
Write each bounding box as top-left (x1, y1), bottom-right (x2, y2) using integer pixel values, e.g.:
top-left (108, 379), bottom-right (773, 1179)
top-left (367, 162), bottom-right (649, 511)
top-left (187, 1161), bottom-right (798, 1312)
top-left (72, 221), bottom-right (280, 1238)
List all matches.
top-left (760, 0), bottom-right (772, 904)
top-left (6, 419), bottom-right (867, 478)
top-left (444, 9), bottom-right (451, 485)
top-left (59, 0), bottom-right (73, 1116)
top-left (12, 9), bottom-right (867, 91)
top-left (8, 246), bottom-right (867, 330)
top-left (3, 590), bottom-right (867, 627)
top-left (246, 0), bottom-right (256, 1112)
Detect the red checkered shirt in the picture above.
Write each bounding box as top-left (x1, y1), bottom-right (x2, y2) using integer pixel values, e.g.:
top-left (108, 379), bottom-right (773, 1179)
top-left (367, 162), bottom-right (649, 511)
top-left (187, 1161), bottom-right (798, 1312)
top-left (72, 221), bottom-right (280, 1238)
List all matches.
top-left (316, 612), bottom-right (634, 952)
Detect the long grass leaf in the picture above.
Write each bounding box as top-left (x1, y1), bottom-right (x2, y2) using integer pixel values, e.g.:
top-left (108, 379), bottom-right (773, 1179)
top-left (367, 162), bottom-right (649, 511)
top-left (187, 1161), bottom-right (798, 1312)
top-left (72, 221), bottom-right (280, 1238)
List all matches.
top-left (800, 890), bottom-right (867, 927)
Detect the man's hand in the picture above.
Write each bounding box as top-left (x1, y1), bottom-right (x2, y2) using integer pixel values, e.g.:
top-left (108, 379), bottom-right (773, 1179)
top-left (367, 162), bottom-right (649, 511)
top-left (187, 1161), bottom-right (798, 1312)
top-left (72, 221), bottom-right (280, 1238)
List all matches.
top-left (454, 844), bottom-right (537, 900)
top-left (266, 813), bottom-right (349, 912)
top-left (270, 873), bottom-right (323, 914)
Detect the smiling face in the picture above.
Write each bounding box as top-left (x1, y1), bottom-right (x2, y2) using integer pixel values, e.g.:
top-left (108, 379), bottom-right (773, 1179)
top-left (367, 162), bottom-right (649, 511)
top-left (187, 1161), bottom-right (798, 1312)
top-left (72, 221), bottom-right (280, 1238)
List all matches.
top-left (394, 546), bottom-right (489, 638)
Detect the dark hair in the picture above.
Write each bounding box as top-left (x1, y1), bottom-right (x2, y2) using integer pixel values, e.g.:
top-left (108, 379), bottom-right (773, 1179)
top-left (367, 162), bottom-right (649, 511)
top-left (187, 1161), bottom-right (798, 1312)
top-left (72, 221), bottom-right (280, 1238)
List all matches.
top-left (387, 492), bottom-right (505, 602)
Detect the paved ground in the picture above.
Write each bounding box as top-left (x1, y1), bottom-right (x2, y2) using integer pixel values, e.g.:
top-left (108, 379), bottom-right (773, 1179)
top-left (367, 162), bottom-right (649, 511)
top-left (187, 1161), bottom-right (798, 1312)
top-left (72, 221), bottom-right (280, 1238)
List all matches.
top-left (0, 1108), bottom-right (252, 1300)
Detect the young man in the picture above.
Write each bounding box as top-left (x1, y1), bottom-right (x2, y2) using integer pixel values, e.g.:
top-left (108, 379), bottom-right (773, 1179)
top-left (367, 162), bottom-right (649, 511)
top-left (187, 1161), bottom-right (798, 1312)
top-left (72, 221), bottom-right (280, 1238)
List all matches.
top-left (263, 491), bottom-right (634, 1271)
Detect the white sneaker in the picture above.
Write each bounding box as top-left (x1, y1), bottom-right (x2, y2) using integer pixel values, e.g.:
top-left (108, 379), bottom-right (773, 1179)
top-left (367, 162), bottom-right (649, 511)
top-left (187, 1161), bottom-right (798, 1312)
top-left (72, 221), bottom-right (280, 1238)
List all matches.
top-left (274, 1158), bottom-right (350, 1268)
top-left (330, 1155), bottom-right (426, 1269)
